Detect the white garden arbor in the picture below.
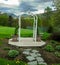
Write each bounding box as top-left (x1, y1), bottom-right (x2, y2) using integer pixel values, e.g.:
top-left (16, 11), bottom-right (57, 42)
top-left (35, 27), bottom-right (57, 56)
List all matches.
top-left (8, 12), bottom-right (46, 47)
top-left (2, 10), bottom-right (45, 46)
top-left (18, 12), bottom-right (38, 42)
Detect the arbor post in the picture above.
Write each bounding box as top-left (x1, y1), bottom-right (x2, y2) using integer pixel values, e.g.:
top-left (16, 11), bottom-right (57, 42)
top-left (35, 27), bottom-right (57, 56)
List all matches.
top-left (18, 15), bottom-right (21, 42)
top-left (33, 15), bottom-right (38, 42)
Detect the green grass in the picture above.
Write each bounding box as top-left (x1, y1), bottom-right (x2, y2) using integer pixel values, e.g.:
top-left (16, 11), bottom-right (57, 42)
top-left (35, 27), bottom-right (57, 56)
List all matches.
top-left (0, 26), bottom-right (33, 38)
top-left (21, 29), bottom-right (33, 37)
top-left (0, 58), bottom-right (27, 65)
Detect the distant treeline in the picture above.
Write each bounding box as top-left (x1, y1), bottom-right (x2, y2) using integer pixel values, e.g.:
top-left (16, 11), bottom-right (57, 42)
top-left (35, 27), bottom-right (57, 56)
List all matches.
top-left (0, 13), bottom-right (18, 27)
top-left (0, 9), bottom-right (60, 31)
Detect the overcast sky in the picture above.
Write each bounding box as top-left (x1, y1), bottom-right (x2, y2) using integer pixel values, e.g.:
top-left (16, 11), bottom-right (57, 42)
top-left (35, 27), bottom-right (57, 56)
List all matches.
top-left (0, 0), bottom-right (54, 14)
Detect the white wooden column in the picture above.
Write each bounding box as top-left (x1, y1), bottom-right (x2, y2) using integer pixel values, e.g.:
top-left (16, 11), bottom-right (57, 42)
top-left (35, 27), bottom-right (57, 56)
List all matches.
top-left (18, 15), bottom-right (21, 42)
top-left (33, 15), bottom-right (35, 41)
top-left (35, 15), bottom-right (38, 42)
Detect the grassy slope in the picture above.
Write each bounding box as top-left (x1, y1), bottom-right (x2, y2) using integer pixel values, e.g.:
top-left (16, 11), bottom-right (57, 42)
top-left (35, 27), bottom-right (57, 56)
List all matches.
top-left (0, 26), bottom-right (33, 38)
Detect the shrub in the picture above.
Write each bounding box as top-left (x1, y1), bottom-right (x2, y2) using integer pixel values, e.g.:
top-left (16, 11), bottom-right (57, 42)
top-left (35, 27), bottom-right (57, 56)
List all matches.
top-left (55, 45), bottom-right (60, 51)
top-left (51, 32), bottom-right (60, 41)
top-left (55, 52), bottom-right (60, 58)
top-left (41, 32), bottom-right (51, 40)
top-left (3, 47), bottom-right (10, 50)
top-left (50, 40), bottom-right (57, 45)
top-left (44, 45), bottom-right (54, 52)
top-left (8, 50), bottom-right (19, 58)
top-left (50, 40), bottom-right (57, 44)
top-left (47, 26), bottom-right (53, 33)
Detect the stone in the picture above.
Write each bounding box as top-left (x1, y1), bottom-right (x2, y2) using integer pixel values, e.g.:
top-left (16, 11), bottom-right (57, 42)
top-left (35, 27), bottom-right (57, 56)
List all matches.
top-left (36, 53), bottom-right (41, 57)
top-left (28, 61), bottom-right (37, 65)
top-left (36, 57), bottom-right (44, 62)
top-left (32, 50), bottom-right (39, 53)
top-left (38, 62), bottom-right (47, 65)
top-left (23, 51), bottom-right (30, 55)
top-left (30, 53), bottom-right (37, 57)
top-left (26, 56), bottom-right (35, 61)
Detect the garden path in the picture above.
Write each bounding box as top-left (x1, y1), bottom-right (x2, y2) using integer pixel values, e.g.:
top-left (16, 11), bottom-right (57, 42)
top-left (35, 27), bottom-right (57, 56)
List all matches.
top-left (23, 48), bottom-right (47, 65)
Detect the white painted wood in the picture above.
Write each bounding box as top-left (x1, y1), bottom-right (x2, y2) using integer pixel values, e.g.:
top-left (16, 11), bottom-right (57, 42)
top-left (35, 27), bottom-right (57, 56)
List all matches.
top-left (9, 38), bottom-right (46, 47)
top-left (33, 16), bottom-right (35, 41)
top-left (35, 16), bottom-right (36, 42)
top-left (35, 15), bottom-right (38, 42)
top-left (36, 15), bottom-right (38, 41)
top-left (18, 15), bottom-right (21, 42)
top-left (18, 13), bottom-right (38, 43)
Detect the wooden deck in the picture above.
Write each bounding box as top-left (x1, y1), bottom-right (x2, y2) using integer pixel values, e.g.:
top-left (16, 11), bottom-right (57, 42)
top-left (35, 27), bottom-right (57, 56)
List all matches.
top-left (8, 38), bottom-right (46, 47)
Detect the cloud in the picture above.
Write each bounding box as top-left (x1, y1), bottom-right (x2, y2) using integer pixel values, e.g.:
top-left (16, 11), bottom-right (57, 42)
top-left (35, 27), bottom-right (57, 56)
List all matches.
top-left (19, 2), bottom-right (37, 12)
top-left (18, 0), bottom-right (53, 12)
top-left (34, 0), bottom-right (52, 3)
top-left (0, 0), bottom-right (53, 14)
top-left (0, 0), bottom-right (20, 6)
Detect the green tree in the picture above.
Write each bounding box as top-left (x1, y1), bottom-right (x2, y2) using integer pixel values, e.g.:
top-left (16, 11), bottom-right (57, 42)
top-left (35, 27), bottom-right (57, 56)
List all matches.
top-left (53, 10), bottom-right (60, 28)
top-left (53, 0), bottom-right (60, 10)
top-left (45, 6), bottom-right (52, 13)
top-left (44, 7), bottom-right (52, 27)
top-left (8, 15), bottom-right (13, 27)
top-left (0, 13), bottom-right (8, 26)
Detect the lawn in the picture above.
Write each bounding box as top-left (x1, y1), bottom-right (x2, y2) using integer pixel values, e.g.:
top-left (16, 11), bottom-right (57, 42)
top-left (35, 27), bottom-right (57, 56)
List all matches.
top-left (0, 26), bottom-right (33, 38)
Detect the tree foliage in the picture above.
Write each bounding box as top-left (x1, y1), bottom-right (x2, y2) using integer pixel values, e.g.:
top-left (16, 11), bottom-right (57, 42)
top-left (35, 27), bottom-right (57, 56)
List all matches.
top-left (0, 13), bottom-right (18, 27)
top-left (53, 0), bottom-right (60, 10)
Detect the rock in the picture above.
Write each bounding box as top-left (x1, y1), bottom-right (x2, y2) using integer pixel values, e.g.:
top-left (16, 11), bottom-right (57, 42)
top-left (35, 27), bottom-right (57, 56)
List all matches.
top-left (38, 62), bottom-right (47, 65)
top-left (36, 53), bottom-right (41, 57)
top-left (30, 53), bottom-right (38, 57)
top-left (23, 51), bottom-right (30, 55)
top-left (36, 57), bottom-right (44, 62)
top-left (32, 50), bottom-right (39, 53)
top-left (28, 61), bottom-right (37, 65)
top-left (26, 56), bottom-right (35, 61)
